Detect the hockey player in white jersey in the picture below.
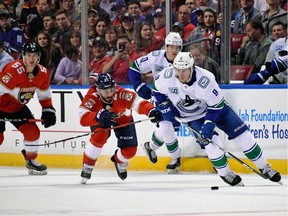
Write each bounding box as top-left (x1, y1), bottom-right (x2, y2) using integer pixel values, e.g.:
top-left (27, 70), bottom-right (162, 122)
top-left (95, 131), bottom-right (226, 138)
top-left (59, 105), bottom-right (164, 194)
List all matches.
top-left (128, 32), bottom-right (183, 173)
top-left (153, 52), bottom-right (282, 186)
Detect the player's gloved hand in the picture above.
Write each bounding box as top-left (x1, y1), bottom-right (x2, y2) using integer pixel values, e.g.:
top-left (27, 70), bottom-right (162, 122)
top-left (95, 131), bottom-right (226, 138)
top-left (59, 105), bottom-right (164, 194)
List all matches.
top-left (148, 109), bottom-right (163, 123)
top-left (157, 100), bottom-right (180, 122)
top-left (134, 82), bottom-right (152, 99)
top-left (96, 109), bottom-right (118, 128)
top-left (41, 107), bottom-right (56, 128)
top-left (197, 121), bottom-right (215, 145)
top-left (200, 120), bottom-right (215, 139)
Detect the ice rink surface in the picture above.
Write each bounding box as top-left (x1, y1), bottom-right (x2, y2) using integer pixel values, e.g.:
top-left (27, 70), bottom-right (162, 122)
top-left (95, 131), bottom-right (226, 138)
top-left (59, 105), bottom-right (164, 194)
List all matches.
top-left (0, 167), bottom-right (287, 216)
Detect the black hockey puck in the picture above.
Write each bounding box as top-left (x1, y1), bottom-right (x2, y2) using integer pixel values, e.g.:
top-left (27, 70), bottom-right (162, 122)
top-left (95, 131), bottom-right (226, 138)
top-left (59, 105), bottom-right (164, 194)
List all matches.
top-left (211, 186), bottom-right (219, 190)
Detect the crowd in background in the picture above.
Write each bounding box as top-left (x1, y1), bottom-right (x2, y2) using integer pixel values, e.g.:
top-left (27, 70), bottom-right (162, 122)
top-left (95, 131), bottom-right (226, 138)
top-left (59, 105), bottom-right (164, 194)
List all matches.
top-left (0, 0), bottom-right (287, 84)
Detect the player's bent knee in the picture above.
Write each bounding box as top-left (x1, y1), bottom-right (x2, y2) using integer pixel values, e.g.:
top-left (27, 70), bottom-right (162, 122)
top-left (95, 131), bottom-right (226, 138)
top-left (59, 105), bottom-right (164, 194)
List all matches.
top-left (233, 130), bottom-right (254, 149)
top-left (19, 123), bottom-right (40, 141)
top-left (121, 146), bottom-right (137, 159)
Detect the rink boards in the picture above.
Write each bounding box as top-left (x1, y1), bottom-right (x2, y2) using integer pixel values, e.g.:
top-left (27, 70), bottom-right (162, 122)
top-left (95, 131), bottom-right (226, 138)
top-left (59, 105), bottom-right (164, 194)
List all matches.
top-left (0, 84), bottom-right (287, 174)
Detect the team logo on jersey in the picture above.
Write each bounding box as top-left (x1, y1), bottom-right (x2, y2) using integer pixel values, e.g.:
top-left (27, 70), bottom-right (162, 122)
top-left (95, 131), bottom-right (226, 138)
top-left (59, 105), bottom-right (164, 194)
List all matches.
top-left (154, 64), bottom-right (164, 72)
top-left (198, 76), bottom-right (210, 89)
top-left (168, 87), bottom-right (178, 95)
top-left (152, 50), bottom-right (160, 56)
top-left (84, 99), bottom-right (95, 109)
top-left (19, 87), bottom-right (36, 104)
top-left (140, 57), bottom-right (148, 63)
top-left (1, 74), bottom-right (11, 83)
top-left (164, 68), bottom-right (173, 78)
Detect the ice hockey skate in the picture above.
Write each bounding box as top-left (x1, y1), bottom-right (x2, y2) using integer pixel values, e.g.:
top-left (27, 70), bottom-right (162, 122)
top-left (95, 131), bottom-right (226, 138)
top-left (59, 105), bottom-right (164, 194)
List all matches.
top-left (81, 166), bottom-right (93, 184)
top-left (220, 172), bottom-right (244, 186)
top-left (111, 154), bottom-right (128, 180)
top-left (143, 141), bottom-right (157, 164)
top-left (260, 164), bottom-right (282, 185)
top-left (166, 157), bottom-right (181, 174)
top-left (21, 150), bottom-right (47, 175)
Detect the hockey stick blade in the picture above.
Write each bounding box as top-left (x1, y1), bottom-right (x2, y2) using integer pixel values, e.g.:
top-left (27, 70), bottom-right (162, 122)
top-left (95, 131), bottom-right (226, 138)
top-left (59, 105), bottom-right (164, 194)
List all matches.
top-left (25, 117), bottom-right (154, 147)
top-left (174, 117), bottom-right (268, 180)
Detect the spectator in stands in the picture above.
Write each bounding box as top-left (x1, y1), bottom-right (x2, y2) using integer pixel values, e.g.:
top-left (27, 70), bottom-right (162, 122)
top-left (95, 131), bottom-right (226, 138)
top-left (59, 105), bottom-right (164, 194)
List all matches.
top-left (0, 9), bottom-right (25, 53)
top-left (60, 0), bottom-right (79, 23)
top-left (43, 12), bottom-right (58, 37)
top-left (100, 0), bottom-right (115, 20)
top-left (88, 37), bottom-right (110, 84)
top-left (176, 5), bottom-right (195, 40)
top-left (18, 0), bottom-right (38, 25)
top-left (233, 0), bottom-right (262, 34)
top-left (72, 19), bottom-right (81, 32)
top-left (88, 0), bottom-right (111, 25)
top-left (53, 9), bottom-right (73, 49)
top-left (186, 0), bottom-right (199, 27)
top-left (236, 19), bottom-right (272, 73)
top-left (102, 35), bottom-right (132, 84)
top-left (119, 13), bottom-right (135, 41)
top-left (111, 0), bottom-right (127, 27)
top-left (54, 45), bottom-right (82, 85)
top-left (88, 8), bottom-right (99, 40)
top-left (262, 0), bottom-right (287, 37)
top-left (105, 25), bottom-right (118, 57)
top-left (254, 0), bottom-right (268, 13)
top-left (26, 0), bottom-right (52, 40)
top-left (36, 30), bottom-right (63, 82)
top-left (185, 7), bottom-right (206, 44)
top-left (194, 0), bottom-right (217, 10)
top-left (67, 30), bottom-right (82, 54)
top-left (189, 43), bottom-right (221, 82)
top-left (153, 7), bottom-right (166, 41)
top-left (271, 21), bottom-right (287, 41)
top-left (143, 0), bottom-right (161, 25)
top-left (95, 19), bottom-right (107, 38)
top-left (217, 0), bottom-right (240, 32)
top-left (0, 39), bottom-right (13, 71)
top-left (127, 0), bottom-right (145, 27)
top-left (131, 21), bottom-right (164, 56)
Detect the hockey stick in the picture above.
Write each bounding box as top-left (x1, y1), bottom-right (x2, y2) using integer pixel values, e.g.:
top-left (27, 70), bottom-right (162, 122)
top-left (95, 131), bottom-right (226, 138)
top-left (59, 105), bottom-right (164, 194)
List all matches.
top-left (0, 118), bottom-right (43, 122)
top-left (25, 117), bottom-right (154, 147)
top-left (174, 117), bottom-right (268, 179)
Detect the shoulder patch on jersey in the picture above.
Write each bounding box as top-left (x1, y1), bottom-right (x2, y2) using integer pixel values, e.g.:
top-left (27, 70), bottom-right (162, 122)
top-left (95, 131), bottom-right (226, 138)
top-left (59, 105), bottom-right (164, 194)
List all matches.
top-left (198, 76), bottom-right (210, 89)
top-left (84, 99), bottom-right (95, 110)
top-left (140, 56), bottom-right (148, 63)
top-left (152, 50), bottom-right (161, 56)
top-left (168, 87), bottom-right (179, 95)
top-left (164, 68), bottom-right (173, 79)
top-left (154, 64), bottom-right (164, 72)
top-left (120, 91), bottom-right (133, 101)
top-left (1, 73), bottom-right (12, 83)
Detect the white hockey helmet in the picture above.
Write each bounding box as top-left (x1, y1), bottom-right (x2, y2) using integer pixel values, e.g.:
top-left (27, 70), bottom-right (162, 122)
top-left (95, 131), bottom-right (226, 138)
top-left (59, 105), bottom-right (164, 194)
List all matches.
top-left (165, 32), bottom-right (183, 47)
top-left (173, 52), bottom-right (195, 69)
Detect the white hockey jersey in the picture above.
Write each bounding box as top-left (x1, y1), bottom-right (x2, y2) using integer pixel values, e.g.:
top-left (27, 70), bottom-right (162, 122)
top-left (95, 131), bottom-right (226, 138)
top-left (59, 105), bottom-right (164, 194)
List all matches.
top-left (130, 50), bottom-right (173, 78)
top-left (154, 65), bottom-right (224, 122)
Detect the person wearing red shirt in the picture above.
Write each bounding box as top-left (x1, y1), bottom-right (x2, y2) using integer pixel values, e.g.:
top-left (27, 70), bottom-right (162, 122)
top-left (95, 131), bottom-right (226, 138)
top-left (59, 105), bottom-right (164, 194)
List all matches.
top-left (102, 35), bottom-right (142, 84)
top-left (88, 37), bottom-right (110, 84)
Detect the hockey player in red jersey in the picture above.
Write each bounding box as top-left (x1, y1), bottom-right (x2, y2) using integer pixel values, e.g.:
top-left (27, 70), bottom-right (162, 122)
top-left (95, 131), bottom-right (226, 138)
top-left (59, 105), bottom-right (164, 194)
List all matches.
top-left (79, 73), bottom-right (163, 184)
top-left (0, 41), bottom-right (56, 175)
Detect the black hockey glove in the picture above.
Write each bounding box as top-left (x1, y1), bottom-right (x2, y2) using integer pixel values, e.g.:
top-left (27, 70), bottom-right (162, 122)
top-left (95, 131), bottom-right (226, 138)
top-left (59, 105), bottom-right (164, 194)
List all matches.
top-left (96, 109), bottom-right (118, 128)
top-left (148, 109), bottom-right (163, 123)
top-left (41, 107), bottom-right (56, 128)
